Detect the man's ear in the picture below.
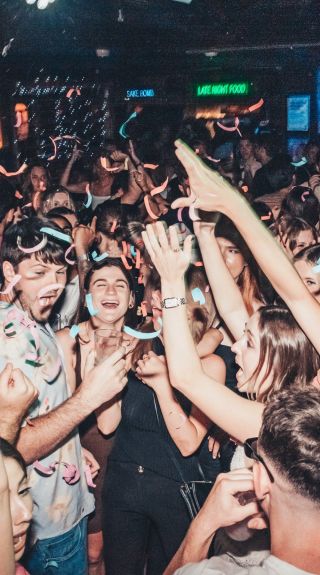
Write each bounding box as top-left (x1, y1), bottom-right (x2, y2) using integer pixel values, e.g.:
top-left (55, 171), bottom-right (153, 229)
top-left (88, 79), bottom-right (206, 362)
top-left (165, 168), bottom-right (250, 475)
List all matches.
top-left (2, 261), bottom-right (17, 284)
top-left (253, 460), bottom-right (272, 509)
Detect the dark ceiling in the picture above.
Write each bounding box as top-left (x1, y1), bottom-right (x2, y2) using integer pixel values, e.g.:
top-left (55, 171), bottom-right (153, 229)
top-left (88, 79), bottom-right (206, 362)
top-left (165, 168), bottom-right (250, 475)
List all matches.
top-left (1, 0), bottom-right (320, 77)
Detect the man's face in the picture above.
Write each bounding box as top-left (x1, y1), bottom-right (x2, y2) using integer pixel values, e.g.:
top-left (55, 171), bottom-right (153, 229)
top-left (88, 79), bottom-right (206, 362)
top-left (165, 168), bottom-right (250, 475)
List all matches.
top-left (13, 255), bottom-right (67, 323)
top-left (239, 139), bottom-right (254, 161)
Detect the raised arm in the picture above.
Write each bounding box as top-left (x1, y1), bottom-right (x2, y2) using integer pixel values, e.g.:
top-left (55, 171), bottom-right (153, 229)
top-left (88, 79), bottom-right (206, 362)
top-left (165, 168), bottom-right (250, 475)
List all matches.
top-left (142, 223), bottom-right (263, 443)
top-left (0, 449), bottom-right (15, 575)
top-left (194, 221), bottom-right (249, 340)
top-left (59, 146), bottom-right (88, 194)
top-left (173, 140), bottom-right (320, 355)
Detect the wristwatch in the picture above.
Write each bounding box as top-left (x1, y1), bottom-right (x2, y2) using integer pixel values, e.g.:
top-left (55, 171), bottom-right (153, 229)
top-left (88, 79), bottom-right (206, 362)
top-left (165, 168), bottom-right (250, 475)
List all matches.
top-left (161, 297), bottom-right (186, 309)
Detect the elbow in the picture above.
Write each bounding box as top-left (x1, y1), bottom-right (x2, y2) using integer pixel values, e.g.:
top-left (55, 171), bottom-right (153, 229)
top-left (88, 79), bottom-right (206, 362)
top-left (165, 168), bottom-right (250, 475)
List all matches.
top-left (97, 420), bottom-right (116, 436)
top-left (179, 444), bottom-right (199, 457)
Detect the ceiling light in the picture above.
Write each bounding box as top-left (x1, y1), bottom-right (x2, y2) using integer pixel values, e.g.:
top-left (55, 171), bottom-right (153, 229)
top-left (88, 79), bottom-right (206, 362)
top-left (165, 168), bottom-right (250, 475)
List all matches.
top-left (96, 48), bottom-right (110, 58)
top-left (172, 0), bottom-right (192, 3)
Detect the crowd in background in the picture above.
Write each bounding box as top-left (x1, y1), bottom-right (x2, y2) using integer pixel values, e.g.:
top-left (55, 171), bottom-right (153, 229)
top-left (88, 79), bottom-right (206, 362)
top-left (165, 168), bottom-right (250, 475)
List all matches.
top-left (1, 115), bottom-right (320, 575)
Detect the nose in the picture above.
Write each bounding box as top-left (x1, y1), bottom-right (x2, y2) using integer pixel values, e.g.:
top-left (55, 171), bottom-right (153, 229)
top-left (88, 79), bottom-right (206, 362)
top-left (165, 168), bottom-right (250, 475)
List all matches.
top-left (15, 497), bottom-right (32, 527)
top-left (231, 337), bottom-right (241, 355)
top-left (105, 283), bottom-right (117, 296)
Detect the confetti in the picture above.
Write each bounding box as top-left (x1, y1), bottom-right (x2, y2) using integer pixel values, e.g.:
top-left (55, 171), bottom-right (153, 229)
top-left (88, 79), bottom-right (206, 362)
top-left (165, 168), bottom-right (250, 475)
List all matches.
top-left (248, 98), bottom-right (264, 113)
top-left (91, 250), bottom-right (109, 261)
top-left (144, 196), bottom-right (159, 220)
top-left (123, 318), bottom-right (162, 340)
top-left (85, 293), bottom-right (98, 317)
top-left (2, 38), bottom-right (14, 58)
top-left (70, 324), bottom-right (80, 338)
top-left (193, 261), bottom-right (204, 267)
top-left (65, 244), bottom-right (76, 265)
top-left (0, 162), bottom-right (28, 178)
top-left (191, 287), bottom-right (205, 305)
top-left (40, 227), bottom-right (72, 244)
top-left (0, 274), bottom-right (21, 295)
top-left (150, 177), bottom-right (169, 197)
top-left (291, 157), bottom-right (307, 168)
top-left (84, 185), bottom-right (92, 208)
top-left (17, 234), bottom-right (48, 254)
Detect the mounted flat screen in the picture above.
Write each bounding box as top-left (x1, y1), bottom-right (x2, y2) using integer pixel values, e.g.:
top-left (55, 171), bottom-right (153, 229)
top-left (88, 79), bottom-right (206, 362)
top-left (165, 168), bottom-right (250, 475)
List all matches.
top-left (287, 95), bottom-right (310, 132)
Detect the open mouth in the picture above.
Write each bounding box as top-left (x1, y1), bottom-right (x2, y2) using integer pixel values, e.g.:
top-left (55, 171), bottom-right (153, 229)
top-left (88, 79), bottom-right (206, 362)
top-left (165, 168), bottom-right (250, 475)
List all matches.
top-left (101, 300), bottom-right (119, 309)
top-left (39, 295), bottom-right (57, 307)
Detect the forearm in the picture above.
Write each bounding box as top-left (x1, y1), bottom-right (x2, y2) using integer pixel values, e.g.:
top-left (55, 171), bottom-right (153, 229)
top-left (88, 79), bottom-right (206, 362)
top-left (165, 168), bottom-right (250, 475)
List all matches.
top-left (198, 234), bottom-right (248, 339)
top-left (164, 515), bottom-right (217, 575)
top-left (0, 417), bottom-right (20, 445)
top-left (60, 159), bottom-right (74, 187)
top-left (16, 388), bottom-right (92, 465)
top-left (156, 386), bottom-right (206, 456)
top-left (96, 395), bottom-right (122, 435)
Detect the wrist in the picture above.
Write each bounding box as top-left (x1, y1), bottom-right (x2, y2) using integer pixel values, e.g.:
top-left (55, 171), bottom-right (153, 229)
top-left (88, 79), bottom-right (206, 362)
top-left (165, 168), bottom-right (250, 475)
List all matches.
top-left (161, 278), bottom-right (186, 294)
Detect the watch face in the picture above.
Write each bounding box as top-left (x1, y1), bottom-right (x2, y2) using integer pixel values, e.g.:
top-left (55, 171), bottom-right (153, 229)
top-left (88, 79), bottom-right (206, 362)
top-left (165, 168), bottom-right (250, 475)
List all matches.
top-left (165, 297), bottom-right (178, 308)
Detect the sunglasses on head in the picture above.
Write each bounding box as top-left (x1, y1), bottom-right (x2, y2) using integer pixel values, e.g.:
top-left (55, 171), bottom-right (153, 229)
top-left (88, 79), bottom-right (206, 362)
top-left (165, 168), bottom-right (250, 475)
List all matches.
top-left (244, 437), bottom-right (274, 483)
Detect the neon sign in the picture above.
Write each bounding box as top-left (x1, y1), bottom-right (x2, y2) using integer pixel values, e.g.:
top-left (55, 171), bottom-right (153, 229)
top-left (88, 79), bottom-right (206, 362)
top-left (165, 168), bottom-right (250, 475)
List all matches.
top-left (195, 82), bottom-right (251, 97)
top-left (126, 88), bottom-right (155, 98)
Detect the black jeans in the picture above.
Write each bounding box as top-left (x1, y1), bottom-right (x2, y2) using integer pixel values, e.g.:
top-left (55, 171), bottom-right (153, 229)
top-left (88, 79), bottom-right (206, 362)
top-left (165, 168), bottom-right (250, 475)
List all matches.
top-left (102, 460), bottom-right (191, 575)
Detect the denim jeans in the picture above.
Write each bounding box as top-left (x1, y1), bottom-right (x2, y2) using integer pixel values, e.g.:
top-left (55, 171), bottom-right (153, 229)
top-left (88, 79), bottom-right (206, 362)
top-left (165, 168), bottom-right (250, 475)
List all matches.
top-left (23, 517), bottom-right (88, 575)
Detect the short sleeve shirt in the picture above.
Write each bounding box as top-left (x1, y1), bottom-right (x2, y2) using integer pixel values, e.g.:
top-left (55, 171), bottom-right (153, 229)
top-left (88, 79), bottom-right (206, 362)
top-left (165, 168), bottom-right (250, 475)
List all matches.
top-left (174, 555), bottom-right (316, 575)
top-left (0, 302), bottom-right (94, 542)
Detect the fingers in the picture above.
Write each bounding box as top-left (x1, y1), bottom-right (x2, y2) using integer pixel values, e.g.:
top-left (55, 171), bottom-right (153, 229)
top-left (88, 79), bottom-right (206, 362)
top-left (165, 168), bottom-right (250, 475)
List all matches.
top-left (183, 234), bottom-right (193, 261)
top-left (0, 362), bottom-right (13, 385)
top-left (105, 347), bottom-right (126, 366)
top-left (168, 225), bottom-right (180, 251)
top-left (171, 197), bottom-right (194, 210)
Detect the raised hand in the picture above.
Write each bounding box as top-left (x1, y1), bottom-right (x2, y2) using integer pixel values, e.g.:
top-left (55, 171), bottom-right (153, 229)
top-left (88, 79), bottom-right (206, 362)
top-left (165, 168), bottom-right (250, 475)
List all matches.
top-left (142, 222), bottom-right (192, 283)
top-left (173, 139), bottom-right (237, 213)
top-left (0, 363), bottom-right (38, 442)
top-left (136, 352), bottom-right (169, 393)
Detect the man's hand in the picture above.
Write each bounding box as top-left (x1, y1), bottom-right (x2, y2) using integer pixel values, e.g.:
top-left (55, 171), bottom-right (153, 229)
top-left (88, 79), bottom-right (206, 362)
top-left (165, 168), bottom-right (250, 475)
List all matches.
top-left (82, 447), bottom-right (100, 479)
top-left (0, 363), bottom-right (38, 443)
top-left (194, 469), bottom-right (261, 538)
top-left (72, 216), bottom-right (97, 255)
top-left (79, 347), bottom-right (128, 411)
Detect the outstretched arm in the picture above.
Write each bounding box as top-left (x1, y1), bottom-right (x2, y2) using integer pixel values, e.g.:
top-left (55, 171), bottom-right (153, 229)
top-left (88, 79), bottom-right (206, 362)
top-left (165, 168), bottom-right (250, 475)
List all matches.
top-left (194, 221), bottom-right (249, 340)
top-left (173, 140), bottom-right (320, 355)
top-left (0, 449), bottom-right (15, 575)
top-left (142, 223), bottom-right (263, 443)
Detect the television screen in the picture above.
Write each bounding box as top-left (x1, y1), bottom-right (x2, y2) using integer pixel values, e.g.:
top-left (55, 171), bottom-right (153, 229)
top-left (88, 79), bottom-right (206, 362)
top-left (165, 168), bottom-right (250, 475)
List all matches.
top-left (287, 95), bottom-right (310, 132)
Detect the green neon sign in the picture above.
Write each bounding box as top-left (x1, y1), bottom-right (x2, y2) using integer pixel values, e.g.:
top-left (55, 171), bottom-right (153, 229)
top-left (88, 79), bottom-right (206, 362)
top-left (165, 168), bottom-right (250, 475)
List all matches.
top-left (195, 82), bottom-right (251, 97)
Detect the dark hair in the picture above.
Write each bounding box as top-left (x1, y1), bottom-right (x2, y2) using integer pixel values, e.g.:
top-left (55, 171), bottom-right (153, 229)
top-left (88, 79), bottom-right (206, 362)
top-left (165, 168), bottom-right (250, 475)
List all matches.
top-left (46, 206), bottom-right (76, 217)
top-left (0, 177), bottom-right (18, 222)
top-left (253, 133), bottom-right (279, 159)
top-left (293, 243), bottom-right (320, 267)
top-left (0, 438), bottom-right (27, 477)
top-left (80, 258), bottom-right (136, 326)
top-left (281, 187), bottom-right (319, 228)
top-left (251, 305), bottom-right (320, 402)
top-left (1, 217), bottom-right (68, 270)
top-left (252, 201), bottom-right (275, 228)
top-left (265, 154), bottom-right (295, 193)
top-left (21, 162), bottom-right (50, 197)
top-left (259, 388), bottom-right (320, 503)
top-left (274, 215), bottom-right (317, 254)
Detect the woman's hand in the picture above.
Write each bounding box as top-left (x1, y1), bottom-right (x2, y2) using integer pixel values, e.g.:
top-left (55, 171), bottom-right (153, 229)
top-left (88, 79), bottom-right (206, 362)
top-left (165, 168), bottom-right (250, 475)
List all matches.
top-left (142, 222), bottom-right (192, 283)
top-left (72, 216), bottom-right (97, 254)
top-left (82, 447), bottom-right (100, 479)
top-left (173, 140), bottom-right (237, 213)
top-left (136, 351), bottom-right (170, 393)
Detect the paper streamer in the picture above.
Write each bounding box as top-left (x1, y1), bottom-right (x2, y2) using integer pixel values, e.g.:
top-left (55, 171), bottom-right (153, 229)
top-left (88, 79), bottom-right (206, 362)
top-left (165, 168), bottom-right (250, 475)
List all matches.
top-left (140, 301), bottom-right (148, 317)
top-left (205, 285), bottom-right (210, 293)
top-left (193, 261), bottom-right (204, 267)
top-left (86, 293), bottom-right (98, 316)
top-left (248, 98), bottom-right (264, 113)
top-left (119, 111), bottom-right (138, 139)
top-left (150, 177), bottom-right (169, 197)
top-left (144, 196), bottom-right (159, 220)
top-left (130, 245), bottom-right (136, 258)
top-left (65, 244), bottom-right (76, 265)
top-left (33, 460), bottom-right (57, 476)
top-left (48, 135), bottom-right (81, 162)
top-left (291, 157), bottom-right (307, 168)
top-left (123, 318), bottom-right (162, 340)
top-left (301, 191), bottom-right (310, 202)
top-left (143, 163), bottom-right (159, 170)
top-left (85, 464), bottom-right (96, 488)
top-left (66, 87), bottom-right (81, 98)
top-left (121, 255), bottom-right (133, 270)
top-left (17, 234), bottom-right (48, 254)
top-left (122, 241), bottom-right (128, 256)
top-left (217, 117), bottom-right (241, 136)
top-left (135, 249), bottom-right (141, 269)
top-left (40, 227), bottom-right (72, 244)
top-left (38, 283), bottom-right (65, 299)
top-left (0, 162), bottom-right (28, 178)
top-left (0, 274), bottom-right (21, 295)
top-left (62, 463), bottom-right (81, 485)
top-left (70, 324), bottom-right (80, 338)
top-left (261, 212), bottom-right (272, 221)
top-left (111, 219), bottom-right (118, 233)
top-left (192, 287), bottom-right (206, 305)
top-left (84, 185), bottom-right (92, 208)
top-left (91, 250), bottom-right (109, 261)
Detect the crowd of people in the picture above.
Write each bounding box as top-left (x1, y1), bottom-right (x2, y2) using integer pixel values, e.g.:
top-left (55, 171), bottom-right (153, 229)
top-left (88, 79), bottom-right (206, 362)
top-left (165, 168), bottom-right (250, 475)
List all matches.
top-left (1, 116), bottom-right (320, 575)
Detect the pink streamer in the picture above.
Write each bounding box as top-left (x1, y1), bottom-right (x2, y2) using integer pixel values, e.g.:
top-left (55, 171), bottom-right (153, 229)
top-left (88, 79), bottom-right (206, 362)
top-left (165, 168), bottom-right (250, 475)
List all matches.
top-left (301, 191), bottom-right (310, 202)
top-left (248, 98), bottom-right (264, 113)
top-left (62, 463), bottom-right (81, 485)
top-left (38, 283), bottom-right (65, 299)
top-left (0, 274), bottom-right (21, 295)
top-left (150, 177), bottom-right (169, 197)
top-left (17, 234), bottom-right (47, 254)
top-left (65, 243), bottom-right (76, 265)
top-left (85, 464), bottom-right (96, 488)
top-left (33, 460), bottom-right (57, 475)
top-left (217, 117), bottom-right (241, 136)
top-left (144, 196), bottom-right (159, 220)
top-left (0, 162), bottom-right (28, 178)
top-left (143, 163), bottom-right (159, 170)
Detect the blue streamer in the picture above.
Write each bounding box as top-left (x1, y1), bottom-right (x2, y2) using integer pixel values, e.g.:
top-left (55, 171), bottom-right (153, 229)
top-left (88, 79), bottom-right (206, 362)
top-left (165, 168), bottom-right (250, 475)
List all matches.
top-left (123, 318), bottom-right (162, 340)
top-left (119, 112), bottom-right (138, 139)
top-left (91, 250), bottom-right (109, 262)
top-left (86, 294), bottom-right (98, 317)
top-left (69, 325), bottom-right (80, 338)
top-left (291, 157), bottom-right (307, 168)
top-left (192, 287), bottom-right (205, 305)
top-left (40, 227), bottom-right (72, 244)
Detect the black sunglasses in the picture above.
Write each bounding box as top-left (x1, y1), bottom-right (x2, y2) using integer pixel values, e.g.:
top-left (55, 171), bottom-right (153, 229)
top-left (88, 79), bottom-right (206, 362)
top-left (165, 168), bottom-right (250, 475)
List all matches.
top-left (244, 437), bottom-right (274, 484)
